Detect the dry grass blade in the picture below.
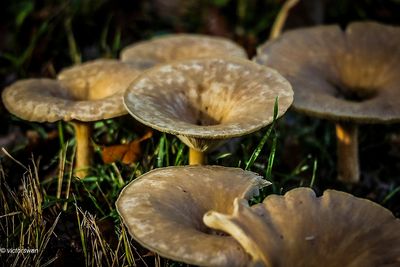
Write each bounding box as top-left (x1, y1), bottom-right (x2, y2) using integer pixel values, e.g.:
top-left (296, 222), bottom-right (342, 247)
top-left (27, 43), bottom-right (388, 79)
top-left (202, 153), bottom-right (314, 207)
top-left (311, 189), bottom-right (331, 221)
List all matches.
top-left (0, 161), bottom-right (59, 266)
top-left (75, 203), bottom-right (143, 267)
top-left (270, 0), bottom-right (300, 39)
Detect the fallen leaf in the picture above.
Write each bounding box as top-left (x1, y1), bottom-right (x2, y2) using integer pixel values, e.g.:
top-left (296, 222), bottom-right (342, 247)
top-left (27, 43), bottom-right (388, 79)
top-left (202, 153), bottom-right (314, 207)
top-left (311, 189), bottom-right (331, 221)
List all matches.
top-left (101, 130), bottom-right (153, 164)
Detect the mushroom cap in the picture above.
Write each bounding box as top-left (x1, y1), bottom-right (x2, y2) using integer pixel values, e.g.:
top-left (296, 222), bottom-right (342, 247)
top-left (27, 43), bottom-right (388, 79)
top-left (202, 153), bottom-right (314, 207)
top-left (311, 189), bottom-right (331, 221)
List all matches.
top-left (2, 59), bottom-right (140, 122)
top-left (120, 34), bottom-right (248, 69)
top-left (204, 187), bottom-right (400, 267)
top-left (123, 57), bottom-right (293, 151)
top-left (255, 21), bottom-right (400, 124)
top-left (116, 165), bottom-right (270, 266)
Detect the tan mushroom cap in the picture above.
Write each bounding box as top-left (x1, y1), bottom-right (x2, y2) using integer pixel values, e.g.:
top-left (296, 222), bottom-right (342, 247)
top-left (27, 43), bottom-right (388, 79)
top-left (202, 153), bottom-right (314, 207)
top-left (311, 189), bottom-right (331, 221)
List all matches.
top-left (116, 165), bottom-right (270, 266)
top-left (255, 21), bottom-right (400, 123)
top-left (124, 57), bottom-right (293, 151)
top-left (2, 59), bottom-right (140, 122)
top-left (204, 187), bottom-right (400, 267)
top-left (120, 34), bottom-right (248, 69)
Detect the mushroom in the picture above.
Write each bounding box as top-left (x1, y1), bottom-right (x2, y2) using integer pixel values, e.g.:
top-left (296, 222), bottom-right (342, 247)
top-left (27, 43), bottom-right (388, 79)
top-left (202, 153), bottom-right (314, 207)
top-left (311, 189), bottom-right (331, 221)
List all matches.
top-left (2, 59), bottom-right (141, 178)
top-left (124, 57), bottom-right (293, 165)
top-left (120, 34), bottom-right (248, 69)
top-left (204, 187), bottom-right (400, 267)
top-left (254, 21), bottom-right (400, 183)
top-left (116, 165), bottom-right (270, 266)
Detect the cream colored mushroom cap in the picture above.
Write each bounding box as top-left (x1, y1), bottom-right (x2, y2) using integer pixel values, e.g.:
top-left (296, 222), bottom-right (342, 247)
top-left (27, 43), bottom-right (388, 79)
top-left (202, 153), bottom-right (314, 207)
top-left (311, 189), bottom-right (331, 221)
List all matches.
top-left (2, 59), bottom-right (140, 122)
top-left (204, 187), bottom-right (400, 267)
top-left (120, 34), bottom-right (248, 69)
top-left (116, 165), bottom-right (270, 266)
top-left (123, 57), bottom-right (293, 151)
top-left (255, 21), bottom-right (400, 123)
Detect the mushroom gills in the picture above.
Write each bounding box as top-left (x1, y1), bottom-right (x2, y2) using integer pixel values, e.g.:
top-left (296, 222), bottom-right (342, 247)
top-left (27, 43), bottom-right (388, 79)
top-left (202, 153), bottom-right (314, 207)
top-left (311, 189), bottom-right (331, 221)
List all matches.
top-left (195, 108), bottom-right (221, 126)
top-left (332, 83), bottom-right (378, 102)
top-left (187, 84), bottom-right (229, 126)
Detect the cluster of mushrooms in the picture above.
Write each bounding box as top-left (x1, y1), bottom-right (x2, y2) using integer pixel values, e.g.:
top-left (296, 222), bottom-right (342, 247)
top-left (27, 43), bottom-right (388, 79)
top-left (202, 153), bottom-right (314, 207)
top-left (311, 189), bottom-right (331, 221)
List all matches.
top-left (2, 21), bottom-right (400, 266)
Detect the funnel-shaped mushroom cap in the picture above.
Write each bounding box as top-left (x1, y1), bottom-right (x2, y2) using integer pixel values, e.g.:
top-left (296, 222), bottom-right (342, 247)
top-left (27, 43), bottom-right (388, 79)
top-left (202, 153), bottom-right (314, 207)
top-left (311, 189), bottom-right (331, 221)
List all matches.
top-left (124, 57), bottom-right (293, 151)
top-left (255, 21), bottom-right (400, 123)
top-left (120, 34), bottom-right (248, 69)
top-left (2, 59), bottom-right (140, 122)
top-left (116, 165), bottom-right (270, 266)
top-left (204, 188), bottom-right (400, 267)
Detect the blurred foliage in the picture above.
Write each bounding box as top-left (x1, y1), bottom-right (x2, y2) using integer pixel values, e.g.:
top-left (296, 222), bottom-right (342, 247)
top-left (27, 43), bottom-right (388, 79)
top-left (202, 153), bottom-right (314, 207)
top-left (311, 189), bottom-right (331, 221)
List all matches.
top-left (1, 0), bottom-right (399, 80)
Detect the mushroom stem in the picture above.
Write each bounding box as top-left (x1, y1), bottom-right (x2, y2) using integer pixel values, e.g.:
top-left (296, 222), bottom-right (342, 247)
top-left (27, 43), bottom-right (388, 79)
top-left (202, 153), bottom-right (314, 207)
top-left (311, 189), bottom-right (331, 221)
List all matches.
top-left (335, 122), bottom-right (359, 183)
top-left (189, 148), bottom-right (206, 165)
top-left (72, 121), bottom-right (93, 178)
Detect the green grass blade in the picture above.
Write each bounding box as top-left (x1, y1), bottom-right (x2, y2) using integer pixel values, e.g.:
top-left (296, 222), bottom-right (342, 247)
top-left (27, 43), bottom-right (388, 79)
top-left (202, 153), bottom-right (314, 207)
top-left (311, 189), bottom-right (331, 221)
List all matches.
top-left (157, 135), bottom-right (166, 168)
top-left (265, 132), bottom-right (277, 180)
top-left (174, 143), bottom-right (185, 166)
top-left (245, 122), bottom-right (272, 170)
top-left (382, 186), bottom-right (400, 204)
top-left (75, 200), bottom-right (88, 265)
top-left (245, 97), bottom-right (279, 170)
top-left (79, 180), bottom-right (106, 217)
top-left (164, 134), bottom-right (170, 166)
top-left (310, 158), bottom-right (318, 188)
top-left (112, 28), bottom-right (121, 56)
top-left (64, 16), bottom-right (81, 64)
top-left (58, 121), bottom-right (65, 150)
top-left (15, 2), bottom-right (34, 27)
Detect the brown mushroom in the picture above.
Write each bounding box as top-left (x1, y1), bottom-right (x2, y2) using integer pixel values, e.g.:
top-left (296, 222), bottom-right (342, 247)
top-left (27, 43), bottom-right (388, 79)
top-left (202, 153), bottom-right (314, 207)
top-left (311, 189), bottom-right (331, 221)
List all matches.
top-left (116, 165), bottom-right (270, 266)
top-left (120, 34), bottom-right (248, 69)
top-left (2, 59), bottom-right (141, 178)
top-left (124, 57), bottom-right (293, 165)
top-left (254, 21), bottom-right (400, 183)
top-left (204, 187), bottom-right (400, 267)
